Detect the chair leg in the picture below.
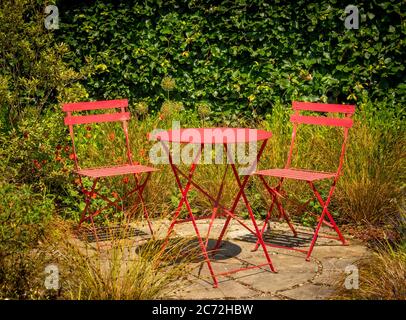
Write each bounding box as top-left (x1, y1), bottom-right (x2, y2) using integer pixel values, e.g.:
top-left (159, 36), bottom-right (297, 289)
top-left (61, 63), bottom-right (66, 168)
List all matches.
top-left (253, 193), bottom-right (276, 252)
top-left (136, 173), bottom-right (154, 236)
top-left (273, 191), bottom-right (297, 237)
top-left (306, 181), bottom-right (343, 260)
top-left (260, 176), bottom-right (297, 235)
top-left (120, 172), bottom-right (154, 236)
top-left (138, 192), bottom-right (154, 236)
top-left (78, 178), bottom-right (99, 227)
top-left (253, 176), bottom-right (298, 251)
top-left (78, 178), bottom-right (101, 249)
top-left (231, 166), bottom-right (276, 272)
top-left (308, 181), bottom-right (347, 246)
top-left (89, 213), bottom-right (101, 251)
top-left (305, 207), bottom-right (327, 261)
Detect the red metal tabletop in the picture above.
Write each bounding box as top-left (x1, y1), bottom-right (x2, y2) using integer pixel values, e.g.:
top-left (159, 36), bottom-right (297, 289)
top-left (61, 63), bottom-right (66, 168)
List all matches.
top-left (152, 128), bottom-right (272, 144)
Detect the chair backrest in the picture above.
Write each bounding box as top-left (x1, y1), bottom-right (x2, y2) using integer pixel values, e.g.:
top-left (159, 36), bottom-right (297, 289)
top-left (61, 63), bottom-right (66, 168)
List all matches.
top-left (62, 99), bottom-right (133, 170)
top-left (286, 101), bottom-right (356, 176)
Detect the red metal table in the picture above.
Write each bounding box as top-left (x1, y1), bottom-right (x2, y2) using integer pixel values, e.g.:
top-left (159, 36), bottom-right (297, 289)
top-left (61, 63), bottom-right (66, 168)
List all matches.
top-left (152, 128), bottom-right (276, 287)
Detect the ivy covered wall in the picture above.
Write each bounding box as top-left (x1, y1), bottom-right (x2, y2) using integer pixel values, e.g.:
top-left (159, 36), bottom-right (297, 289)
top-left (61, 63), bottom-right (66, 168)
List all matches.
top-left (57, 0), bottom-right (405, 117)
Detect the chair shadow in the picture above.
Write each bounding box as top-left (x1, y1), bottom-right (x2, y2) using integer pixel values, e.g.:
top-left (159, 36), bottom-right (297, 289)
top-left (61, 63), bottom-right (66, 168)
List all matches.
top-left (235, 229), bottom-right (313, 248)
top-left (76, 225), bottom-right (148, 242)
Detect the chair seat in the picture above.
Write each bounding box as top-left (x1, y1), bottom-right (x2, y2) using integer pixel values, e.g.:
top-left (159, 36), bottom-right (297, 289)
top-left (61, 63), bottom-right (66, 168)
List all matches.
top-left (77, 164), bottom-right (158, 178)
top-left (254, 168), bottom-right (336, 181)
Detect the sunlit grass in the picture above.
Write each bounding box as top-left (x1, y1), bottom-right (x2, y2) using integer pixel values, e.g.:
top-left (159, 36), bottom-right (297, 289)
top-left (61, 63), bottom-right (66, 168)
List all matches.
top-left (334, 241), bottom-right (406, 300)
top-left (44, 218), bottom-right (196, 300)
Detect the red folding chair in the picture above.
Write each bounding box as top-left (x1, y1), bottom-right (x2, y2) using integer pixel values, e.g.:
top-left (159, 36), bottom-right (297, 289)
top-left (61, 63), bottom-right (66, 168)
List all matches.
top-left (254, 101), bottom-right (355, 260)
top-left (62, 99), bottom-right (157, 236)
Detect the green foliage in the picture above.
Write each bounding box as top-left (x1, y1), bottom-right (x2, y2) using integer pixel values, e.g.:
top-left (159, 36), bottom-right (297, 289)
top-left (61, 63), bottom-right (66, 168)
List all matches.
top-left (0, 182), bottom-right (54, 299)
top-left (0, 0), bottom-right (90, 130)
top-left (0, 183), bottom-right (54, 252)
top-left (0, 0), bottom-right (92, 221)
top-left (58, 0), bottom-right (405, 119)
top-left (0, 110), bottom-right (69, 185)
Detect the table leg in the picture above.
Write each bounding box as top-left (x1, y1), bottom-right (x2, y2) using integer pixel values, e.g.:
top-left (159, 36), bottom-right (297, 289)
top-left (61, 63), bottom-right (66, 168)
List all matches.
top-left (158, 141), bottom-right (201, 251)
top-left (223, 144), bottom-right (276, 272)
top-left (213, 140), bottom-right (268, 251)
top-left (159, 142), bottom-right (219, 286)
top-left (205, 164), bottom-right (228, 249)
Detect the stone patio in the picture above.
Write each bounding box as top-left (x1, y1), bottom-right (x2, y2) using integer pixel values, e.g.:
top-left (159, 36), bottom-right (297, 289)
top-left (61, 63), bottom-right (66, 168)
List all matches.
top-left (142, 218), bottom-right (370, 300)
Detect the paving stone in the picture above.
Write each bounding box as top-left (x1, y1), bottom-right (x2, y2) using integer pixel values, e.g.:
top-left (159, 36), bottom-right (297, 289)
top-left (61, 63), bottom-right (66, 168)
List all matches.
top-left (282, 283), bottom-right (336, 300)
top-left (176, 278), bottom-right (259, 299)
top-left (248, 295), bottom-right (281, 300)
top-left (322, 257), bottom-right (362, 271)
top-left (312, 270), bottom-right (343, 286)
top-left (234, 266), bottom-right (315, 293)
top-left (311, 243), bottom-right (369, 259)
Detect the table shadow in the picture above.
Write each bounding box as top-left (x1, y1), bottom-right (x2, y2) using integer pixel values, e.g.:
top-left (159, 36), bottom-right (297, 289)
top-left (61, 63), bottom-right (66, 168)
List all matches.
top-left (133, 237), bottom-right (242, 264)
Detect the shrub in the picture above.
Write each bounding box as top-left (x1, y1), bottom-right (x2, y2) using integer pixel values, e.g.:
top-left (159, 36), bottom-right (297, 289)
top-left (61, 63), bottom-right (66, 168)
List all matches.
top-left (0, 110), bottom-right (85, 221)
top-left (45, 219), bottom-right (194, 300)
top-left (0, 182), bottom-right (54, 299)
top-left (58, 0), bottom-right (405, 118)
top-left (330, 100), bottom-right (405, 229)
top-left (0, 0), bottom-right (91, 221)
top-left (0, 110), bottom-right (69, 185)
top-left (0, 0), bottom-right (91, 130)
top-left (335, 242), bottom-right (406, 300)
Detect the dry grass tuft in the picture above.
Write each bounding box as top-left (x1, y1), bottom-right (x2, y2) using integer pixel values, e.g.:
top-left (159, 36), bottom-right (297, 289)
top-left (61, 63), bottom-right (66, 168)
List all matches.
top-left (335, 242), bottom-right (406, 300)
top-left (44, 219), bottom-right (195, 300)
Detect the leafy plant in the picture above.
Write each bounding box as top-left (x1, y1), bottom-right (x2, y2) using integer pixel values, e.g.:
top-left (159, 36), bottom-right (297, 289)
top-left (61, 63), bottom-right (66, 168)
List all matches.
top-left (0, 0), bottom-right (91, 130)
top-left (57, 0), bottom-right (405, 119)
top-left (0, 182), bottom-right (54, 299)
